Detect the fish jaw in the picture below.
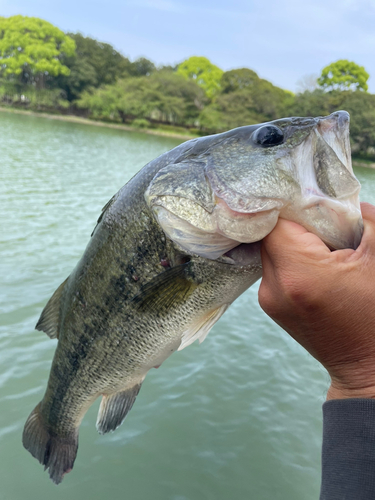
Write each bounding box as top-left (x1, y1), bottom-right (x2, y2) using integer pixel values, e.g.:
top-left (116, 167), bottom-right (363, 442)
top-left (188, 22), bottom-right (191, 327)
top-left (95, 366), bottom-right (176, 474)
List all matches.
top-left (281, 197), bottom-right (363, 250)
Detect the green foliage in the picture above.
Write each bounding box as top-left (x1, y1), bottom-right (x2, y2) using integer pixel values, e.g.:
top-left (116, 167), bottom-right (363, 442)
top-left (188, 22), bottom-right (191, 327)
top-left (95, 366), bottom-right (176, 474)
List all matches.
top-left (338, 92), bottom-right (375, 156)
top-left (221, 68), bottom-right (259, 93)
top-left (248, 79), bottom-right (294, 120)
top-left (288, 89), bottom-right (375, 158)
top-left (129, 57), bottom-right (156, 77)
top-left (77, 71), bottom-right (205, 126)
top-left (131, 118), bottom-right (150, 128)
top-left (25, 87), bottom-right (70, 109)
top-left (286, 89), bottom-right (332, 117)
top-left (199, 91), bottom-right (259, 132)
top-left (200, 73), bottom-right (293, 133)
top-left (0, 80), bottom-right (69, 110)
top-left (56, 35), bottom-right (156, 101)
top-left (57, 33), bottom-right (132, 100)
top-left (0, 15), bottom-right (75, 87)
top-left (177, 56), bottom-right (223, 99)
top-left (318, 60), bottom-right (369, 92)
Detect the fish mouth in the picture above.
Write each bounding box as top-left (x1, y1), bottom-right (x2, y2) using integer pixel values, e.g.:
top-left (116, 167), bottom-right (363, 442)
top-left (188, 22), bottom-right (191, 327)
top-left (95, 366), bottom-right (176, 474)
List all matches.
top-left (285, 110), bottom-right (363, 250)
top-left (221, 241), bottom-right (262, 266)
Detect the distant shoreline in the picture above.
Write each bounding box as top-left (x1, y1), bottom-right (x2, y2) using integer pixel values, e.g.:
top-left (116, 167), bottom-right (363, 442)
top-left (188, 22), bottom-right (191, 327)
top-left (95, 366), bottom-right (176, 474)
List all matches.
top-left (1, 106), bottom-right (374, 169)
top-left (0, 106), bottom-right (196, 141)
top-left (352, 160), bottom-right (375, 170)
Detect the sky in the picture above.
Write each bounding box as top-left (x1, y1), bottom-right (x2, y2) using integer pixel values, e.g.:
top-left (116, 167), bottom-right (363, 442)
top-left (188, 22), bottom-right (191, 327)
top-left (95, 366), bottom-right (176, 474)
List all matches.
top-left (1, 0), bottom-right (374, 93)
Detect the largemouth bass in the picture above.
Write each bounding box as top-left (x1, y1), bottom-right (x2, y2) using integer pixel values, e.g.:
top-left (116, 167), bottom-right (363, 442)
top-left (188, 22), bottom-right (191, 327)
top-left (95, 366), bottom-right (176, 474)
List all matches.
top-left (23, 111), bottom-right (363, 484)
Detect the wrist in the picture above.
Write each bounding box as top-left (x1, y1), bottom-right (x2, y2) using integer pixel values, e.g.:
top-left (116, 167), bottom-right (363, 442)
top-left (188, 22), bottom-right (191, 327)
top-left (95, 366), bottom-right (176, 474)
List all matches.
top-left (327, 380), bottom-right (375, 401)
top-left (324, 356), bottom-right (375, 401)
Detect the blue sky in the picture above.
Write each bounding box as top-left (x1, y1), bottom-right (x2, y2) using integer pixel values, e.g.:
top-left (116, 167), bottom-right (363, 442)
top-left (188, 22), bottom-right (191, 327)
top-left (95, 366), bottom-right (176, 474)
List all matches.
top-left (1, 0), bottom-right (374, 93)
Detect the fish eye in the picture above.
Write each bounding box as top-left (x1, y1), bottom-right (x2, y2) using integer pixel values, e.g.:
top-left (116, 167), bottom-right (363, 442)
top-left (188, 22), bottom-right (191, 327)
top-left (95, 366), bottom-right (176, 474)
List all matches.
top-left (252, 125), bottom-right (284, 146)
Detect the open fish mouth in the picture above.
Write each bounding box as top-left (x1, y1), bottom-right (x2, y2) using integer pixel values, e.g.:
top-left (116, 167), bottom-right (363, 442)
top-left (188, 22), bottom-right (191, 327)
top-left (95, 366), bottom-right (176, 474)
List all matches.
top-left (146, 111), bottom-right (363, 261)
top-left (279, 110), bottom-right (363, 251)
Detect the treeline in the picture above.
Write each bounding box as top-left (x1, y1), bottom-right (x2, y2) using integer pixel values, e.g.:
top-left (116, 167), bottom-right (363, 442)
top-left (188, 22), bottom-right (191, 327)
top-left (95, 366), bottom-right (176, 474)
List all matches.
top-left (0, 16), bottom-right (374, 159)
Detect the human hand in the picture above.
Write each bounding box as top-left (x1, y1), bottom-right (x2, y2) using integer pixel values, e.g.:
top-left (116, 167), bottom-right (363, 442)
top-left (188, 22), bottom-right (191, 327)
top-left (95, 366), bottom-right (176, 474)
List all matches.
top-left (258, 203), bottom-right (375, 401)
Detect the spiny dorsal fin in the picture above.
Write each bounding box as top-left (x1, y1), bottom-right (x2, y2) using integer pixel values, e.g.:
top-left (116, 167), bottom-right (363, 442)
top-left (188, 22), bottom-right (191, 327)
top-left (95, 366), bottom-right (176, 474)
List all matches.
top-left (178, 304), bottom-right (229, 351)
top-left (132, 262), bottom-right (198, 313)
top-left (96, 382), bottom-right (143, 434)
top-left (35, 278), bottom-right (68, 339)
top-left (91, 193), bottom-right (118, 236)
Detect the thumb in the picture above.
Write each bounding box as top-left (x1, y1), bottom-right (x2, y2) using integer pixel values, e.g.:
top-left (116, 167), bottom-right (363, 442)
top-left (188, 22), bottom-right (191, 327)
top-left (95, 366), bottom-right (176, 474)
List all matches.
top-left (262, 218), bottom-right (330, 267)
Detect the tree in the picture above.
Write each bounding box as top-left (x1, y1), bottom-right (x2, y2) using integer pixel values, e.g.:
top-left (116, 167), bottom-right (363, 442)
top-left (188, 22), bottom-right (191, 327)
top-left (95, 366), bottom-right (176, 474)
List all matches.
top-left (0, 15), bottom-right (75, 88)
top-left (177, 56), bottom-right (223, 99)
top-left (287, 89), bottom-right (375, 158)
top-left (295, 73), bottom-right (319, 94)
top-left (338, 91), bottom-right (375, 157)
top-left (286, 89), bottom-right (332, 117)
top-left (318, 60), bottom-right (369, 92)
top-left (57, 33), bottom-right (132, 100)
top-left (198, 73), bottom-right (293, 134)
top-left (129, 57), bottom-right (155, 77)
top-left (221, 68), bottom-right (259, 93)
top-left (199, 90), bottom-right (259, 132)
top-left (77, 71), bottom-right (205, 126)
top-left (247, 78), bottom-right (293, 120)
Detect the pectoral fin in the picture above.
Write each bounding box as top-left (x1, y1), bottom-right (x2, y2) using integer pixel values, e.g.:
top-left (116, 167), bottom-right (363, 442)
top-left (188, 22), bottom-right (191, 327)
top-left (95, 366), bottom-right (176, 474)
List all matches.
top-left (96, 382), bottom-right (143, 434)
top-left (178, 304), bottom-right (229, 351)
top-left (132, 262), bottom-right (198, 313)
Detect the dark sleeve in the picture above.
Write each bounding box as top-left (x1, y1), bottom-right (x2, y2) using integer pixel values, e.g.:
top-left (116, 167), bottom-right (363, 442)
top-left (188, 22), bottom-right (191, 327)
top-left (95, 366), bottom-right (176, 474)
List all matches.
top-left (320, 399), bottom-right (375, 500)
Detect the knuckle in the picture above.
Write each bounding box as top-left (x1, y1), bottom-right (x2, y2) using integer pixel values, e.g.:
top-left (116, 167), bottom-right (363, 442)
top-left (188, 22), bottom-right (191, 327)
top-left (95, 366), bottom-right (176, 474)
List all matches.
top-left (258, 282), bottom-right (282, 319)
top-left (281, 277), bottom-right (320, 313)
top-left (261, 271), bottom-right (319, 317)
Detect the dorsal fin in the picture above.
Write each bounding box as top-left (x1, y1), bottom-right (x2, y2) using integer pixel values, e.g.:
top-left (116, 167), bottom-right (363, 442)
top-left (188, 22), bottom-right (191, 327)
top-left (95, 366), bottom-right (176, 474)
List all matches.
top-left (91, 193), bottom-right (118, 236)
top-left (35, 278), bottom-right (68, 339)
top-left (96, 382), bottom-right (143, 434)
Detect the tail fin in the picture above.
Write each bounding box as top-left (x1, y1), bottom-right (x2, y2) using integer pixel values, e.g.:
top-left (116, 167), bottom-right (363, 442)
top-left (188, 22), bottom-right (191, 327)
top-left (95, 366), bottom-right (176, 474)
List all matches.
top-left (22, 402), bottom-right (78, 485)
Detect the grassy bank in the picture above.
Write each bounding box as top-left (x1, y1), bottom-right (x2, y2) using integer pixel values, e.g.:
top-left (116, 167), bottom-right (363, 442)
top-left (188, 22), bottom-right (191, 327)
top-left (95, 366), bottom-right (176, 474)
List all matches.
top-left (0, 106), bottom-right (197, 141)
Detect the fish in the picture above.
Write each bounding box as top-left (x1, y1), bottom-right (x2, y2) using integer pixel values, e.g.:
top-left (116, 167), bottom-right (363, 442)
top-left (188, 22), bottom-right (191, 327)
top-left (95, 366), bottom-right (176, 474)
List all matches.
top-left (22, 110), bottom-right (363, 484)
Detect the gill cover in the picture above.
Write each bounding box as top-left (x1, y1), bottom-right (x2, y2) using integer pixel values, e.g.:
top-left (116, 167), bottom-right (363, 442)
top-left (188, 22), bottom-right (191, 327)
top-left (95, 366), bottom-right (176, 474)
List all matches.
top-left (146, 111), bottom-right (363, 259)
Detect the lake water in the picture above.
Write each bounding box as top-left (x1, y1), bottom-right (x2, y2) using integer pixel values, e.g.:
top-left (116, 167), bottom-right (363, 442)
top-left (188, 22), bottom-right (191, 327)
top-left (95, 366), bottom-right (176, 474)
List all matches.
top-left (1, 110), bottom-right (375, 500)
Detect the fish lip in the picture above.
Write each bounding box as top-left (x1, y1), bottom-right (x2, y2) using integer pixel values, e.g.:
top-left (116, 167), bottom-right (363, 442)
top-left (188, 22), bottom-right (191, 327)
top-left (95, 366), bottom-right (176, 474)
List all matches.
top-left (318, 110), bottom-right (350, 130)
top-left (311, 213), bottom-right (363, 251)
top-left (315, 110), bottom-right (352, 172)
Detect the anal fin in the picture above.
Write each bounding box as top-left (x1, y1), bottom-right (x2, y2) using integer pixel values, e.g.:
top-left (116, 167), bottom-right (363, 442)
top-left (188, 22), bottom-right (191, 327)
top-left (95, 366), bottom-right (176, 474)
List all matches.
top-left (35, 278), bottom-right (68, 339)
top-left (96, 382), bottom-right (143, 435)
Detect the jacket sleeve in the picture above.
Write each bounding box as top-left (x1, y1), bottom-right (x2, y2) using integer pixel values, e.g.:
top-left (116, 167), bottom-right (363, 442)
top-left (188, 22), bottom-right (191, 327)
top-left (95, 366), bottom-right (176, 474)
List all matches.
top-left (320, 399), bottom-right (375, 500)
